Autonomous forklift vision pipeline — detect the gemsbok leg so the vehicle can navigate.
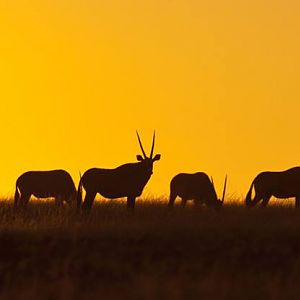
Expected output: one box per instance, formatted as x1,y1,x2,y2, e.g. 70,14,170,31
14,192,20,208
82,191,97,210
127,196,136,209
181,198,187,208
260,196,271,208
251,194,263,207
168,192,177,208
19,193,31,208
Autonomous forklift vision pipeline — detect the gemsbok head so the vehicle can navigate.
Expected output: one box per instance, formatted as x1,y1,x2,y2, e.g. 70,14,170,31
168,172,227,209
77,131,161,210
245,166,300,208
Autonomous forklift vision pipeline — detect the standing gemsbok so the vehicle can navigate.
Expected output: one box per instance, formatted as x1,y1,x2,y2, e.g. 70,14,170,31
14,170,77,208
168,172,227,209
77,132,161,210
245,167,300,208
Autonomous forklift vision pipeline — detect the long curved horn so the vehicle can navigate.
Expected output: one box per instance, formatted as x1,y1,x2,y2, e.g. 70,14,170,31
150,131,155,159
221,175,227,203
136,131,147,158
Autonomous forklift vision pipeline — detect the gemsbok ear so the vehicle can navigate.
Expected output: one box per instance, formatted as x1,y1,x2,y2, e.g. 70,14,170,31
137,155,144,161
152,154,161,161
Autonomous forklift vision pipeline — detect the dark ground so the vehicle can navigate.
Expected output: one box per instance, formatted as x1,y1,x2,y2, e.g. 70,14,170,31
0,199,299,299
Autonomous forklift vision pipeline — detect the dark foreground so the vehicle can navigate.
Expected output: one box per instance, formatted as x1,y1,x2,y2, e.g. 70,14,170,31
0,199,300,300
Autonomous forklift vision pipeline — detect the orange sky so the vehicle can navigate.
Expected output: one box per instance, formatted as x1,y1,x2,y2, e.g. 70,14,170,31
1,0,300,199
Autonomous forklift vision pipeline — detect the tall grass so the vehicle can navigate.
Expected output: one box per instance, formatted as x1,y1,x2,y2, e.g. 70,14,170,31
0,198,299,299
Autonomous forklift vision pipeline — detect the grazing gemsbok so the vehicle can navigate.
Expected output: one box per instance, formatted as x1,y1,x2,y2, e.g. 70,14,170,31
77,132,161,210
245,167,300,208
168,172,227,209
14,170,77,208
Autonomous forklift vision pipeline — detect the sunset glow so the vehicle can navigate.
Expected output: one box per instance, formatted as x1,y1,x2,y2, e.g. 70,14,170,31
1,0,300,198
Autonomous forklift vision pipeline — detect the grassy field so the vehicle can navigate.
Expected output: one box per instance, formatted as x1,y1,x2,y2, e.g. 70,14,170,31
0,198,299,299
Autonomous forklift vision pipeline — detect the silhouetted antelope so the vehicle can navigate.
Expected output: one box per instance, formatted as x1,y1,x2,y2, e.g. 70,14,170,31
245,167,300,208
168,172,227,209
14,170,77,208
77,132,161,210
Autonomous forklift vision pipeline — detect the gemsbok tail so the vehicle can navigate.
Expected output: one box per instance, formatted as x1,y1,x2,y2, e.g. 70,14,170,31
14,183,20,208
77,174,83,210
245,181,255,206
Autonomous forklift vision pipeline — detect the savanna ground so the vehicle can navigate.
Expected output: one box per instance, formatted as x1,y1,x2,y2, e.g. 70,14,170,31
0,197,300,300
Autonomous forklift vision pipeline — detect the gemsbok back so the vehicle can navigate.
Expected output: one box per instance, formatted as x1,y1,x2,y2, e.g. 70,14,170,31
245,166,300,208
77,131,161,210
168,172,227,209
14,169,77,208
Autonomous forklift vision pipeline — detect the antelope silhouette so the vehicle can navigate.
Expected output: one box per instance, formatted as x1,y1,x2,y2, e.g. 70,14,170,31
168,172,227,209
245,167,300,208
77,132,161,210
14,170,77,208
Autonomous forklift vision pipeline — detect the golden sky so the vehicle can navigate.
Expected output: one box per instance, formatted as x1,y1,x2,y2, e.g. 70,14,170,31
1,0,300,198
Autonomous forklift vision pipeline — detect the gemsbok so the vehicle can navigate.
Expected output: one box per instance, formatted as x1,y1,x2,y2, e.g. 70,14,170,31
77,131,161,210
168,172,227,209
14,170,77,208
245,166,300,208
